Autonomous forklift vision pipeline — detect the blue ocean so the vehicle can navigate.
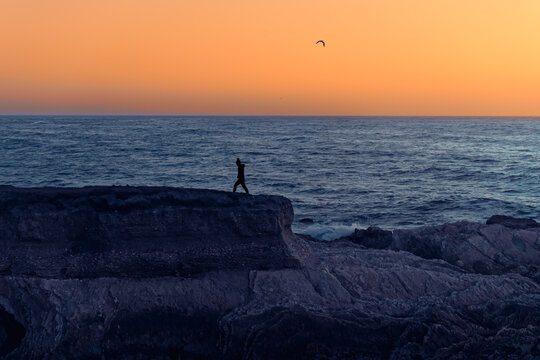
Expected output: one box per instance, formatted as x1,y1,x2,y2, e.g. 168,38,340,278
1,116,539,239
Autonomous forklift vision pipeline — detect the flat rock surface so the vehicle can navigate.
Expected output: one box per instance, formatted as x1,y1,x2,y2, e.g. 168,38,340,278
1,187,540,359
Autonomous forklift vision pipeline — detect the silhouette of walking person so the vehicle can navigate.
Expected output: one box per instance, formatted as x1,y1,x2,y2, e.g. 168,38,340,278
233,158,249,194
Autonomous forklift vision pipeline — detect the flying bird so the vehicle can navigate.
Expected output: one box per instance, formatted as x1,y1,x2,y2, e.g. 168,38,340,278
316,40,325,47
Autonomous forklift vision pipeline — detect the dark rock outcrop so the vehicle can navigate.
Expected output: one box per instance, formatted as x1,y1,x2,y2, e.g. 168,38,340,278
0,308,25,358
0,186,301,278
486,214,539,229
390,221,540,282
337,226,393,249
1,186,540,359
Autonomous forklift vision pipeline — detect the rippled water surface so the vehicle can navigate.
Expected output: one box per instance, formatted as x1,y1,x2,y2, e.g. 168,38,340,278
1,116,539,238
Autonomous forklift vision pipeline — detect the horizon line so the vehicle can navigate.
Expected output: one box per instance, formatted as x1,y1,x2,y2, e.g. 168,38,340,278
2,112,540,118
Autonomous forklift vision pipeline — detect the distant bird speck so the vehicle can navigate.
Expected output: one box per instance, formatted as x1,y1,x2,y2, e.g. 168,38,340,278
316,40,325,47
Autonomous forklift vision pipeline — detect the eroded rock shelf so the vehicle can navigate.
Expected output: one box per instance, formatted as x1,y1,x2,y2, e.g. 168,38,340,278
1,186,539,359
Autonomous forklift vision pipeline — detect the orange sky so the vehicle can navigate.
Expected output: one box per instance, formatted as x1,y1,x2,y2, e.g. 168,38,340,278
1,0,540,115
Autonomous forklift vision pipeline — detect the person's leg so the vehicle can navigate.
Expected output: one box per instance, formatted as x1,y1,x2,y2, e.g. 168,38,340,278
241,181,249,194
233,179,241,192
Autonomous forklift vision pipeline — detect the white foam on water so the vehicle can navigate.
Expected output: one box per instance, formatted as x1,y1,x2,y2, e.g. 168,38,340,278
297,223,362,241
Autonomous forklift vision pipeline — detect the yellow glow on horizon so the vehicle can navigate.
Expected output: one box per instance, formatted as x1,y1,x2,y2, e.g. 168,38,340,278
1,0,540,115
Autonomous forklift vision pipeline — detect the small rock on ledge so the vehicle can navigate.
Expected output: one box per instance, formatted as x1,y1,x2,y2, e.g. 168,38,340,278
486,214,539,229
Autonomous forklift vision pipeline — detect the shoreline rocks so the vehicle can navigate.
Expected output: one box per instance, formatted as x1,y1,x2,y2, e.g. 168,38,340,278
336,226,393,249
1,187,539,359
0,186,301,279
486,214,540,229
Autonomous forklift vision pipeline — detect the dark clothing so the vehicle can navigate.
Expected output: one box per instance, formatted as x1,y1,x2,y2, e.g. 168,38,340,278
234,162,248,193
237,164,245,179
233,179,248,193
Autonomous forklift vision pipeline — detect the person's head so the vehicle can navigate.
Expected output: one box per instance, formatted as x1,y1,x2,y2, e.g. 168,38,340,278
236,158,241,165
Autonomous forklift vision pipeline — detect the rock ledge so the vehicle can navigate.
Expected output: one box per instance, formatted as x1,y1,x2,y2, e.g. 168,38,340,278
1,187,539,359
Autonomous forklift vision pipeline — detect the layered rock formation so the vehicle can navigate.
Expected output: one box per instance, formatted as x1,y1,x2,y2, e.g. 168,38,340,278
1,186,540,359
0,186,300,279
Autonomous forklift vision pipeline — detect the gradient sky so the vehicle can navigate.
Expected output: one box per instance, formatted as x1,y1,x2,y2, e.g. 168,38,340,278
1,0,540,115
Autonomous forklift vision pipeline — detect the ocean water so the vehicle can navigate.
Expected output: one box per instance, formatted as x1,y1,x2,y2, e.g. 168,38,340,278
1,116,539,239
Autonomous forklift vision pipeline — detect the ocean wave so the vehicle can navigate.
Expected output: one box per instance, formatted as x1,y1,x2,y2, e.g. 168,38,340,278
295,223,362,241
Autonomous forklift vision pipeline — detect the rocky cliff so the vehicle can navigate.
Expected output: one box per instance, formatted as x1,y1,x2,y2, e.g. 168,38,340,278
1,186,540,359
0,186,301,279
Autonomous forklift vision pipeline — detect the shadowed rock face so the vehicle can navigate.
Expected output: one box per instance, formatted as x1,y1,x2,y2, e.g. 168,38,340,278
0,309,25,358
0,186,300,278
1,187,540,359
